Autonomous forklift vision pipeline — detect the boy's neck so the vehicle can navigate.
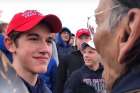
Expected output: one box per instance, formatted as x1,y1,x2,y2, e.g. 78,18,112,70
12,62,38,86
89,62,100,71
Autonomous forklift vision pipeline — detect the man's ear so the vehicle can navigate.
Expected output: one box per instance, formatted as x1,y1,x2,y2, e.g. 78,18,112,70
4,36,16,53
118,9,140,63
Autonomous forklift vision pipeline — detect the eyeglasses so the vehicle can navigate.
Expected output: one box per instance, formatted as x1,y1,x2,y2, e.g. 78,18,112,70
87,5,120,35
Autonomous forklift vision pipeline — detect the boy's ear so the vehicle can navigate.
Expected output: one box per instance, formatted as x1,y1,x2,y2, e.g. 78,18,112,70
4,36,16,53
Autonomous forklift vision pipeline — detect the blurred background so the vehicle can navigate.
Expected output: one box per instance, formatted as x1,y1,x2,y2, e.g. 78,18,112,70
0,0,99,34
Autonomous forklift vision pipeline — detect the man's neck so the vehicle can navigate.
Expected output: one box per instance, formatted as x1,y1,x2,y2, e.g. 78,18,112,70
103,64,125,92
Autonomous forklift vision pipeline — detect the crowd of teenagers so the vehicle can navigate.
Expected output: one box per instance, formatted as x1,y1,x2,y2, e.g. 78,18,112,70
0,0,140,93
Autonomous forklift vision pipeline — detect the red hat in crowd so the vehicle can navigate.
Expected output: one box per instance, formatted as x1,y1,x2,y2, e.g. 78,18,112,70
76,28,90,38
6,10,62,35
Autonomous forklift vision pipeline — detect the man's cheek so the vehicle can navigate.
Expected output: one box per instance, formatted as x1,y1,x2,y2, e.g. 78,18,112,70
94,31,113,55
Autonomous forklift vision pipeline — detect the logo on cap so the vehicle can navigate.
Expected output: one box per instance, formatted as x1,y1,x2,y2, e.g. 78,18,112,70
21,10,42,18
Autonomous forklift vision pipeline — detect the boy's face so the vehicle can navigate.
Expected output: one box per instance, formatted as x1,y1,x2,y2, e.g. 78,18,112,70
69,36,75,45
7,24,53,74
76,35,91,50
82,47,98,67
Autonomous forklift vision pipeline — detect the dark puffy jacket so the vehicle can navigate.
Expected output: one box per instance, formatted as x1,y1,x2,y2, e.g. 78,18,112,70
64,65,105,93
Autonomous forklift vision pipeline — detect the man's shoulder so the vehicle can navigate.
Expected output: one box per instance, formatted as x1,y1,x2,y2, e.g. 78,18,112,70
112,65,140,93
125,89,140,93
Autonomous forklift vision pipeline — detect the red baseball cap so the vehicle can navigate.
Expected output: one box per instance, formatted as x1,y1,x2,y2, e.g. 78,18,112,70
6,10,62,35
76,28,90,38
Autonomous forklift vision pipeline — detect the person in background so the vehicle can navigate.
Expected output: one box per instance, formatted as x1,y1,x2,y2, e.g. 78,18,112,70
69,33,76,51
69,33,75,46
54,28,91,93
64,40,105,93
0,22,13,62
90,0,140,92
0,21,8,33
55,27,74,59
4,10,62,93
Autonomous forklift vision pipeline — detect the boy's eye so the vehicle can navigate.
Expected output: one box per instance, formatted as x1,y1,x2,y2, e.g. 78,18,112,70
29,37,38,40
46,37,53,44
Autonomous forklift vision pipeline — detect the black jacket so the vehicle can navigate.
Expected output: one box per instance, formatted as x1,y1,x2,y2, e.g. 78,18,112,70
64,65,106,93
54,50,84,93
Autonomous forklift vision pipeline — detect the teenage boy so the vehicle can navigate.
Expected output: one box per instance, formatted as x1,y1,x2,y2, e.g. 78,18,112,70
4,10,62,93
64,40,106,93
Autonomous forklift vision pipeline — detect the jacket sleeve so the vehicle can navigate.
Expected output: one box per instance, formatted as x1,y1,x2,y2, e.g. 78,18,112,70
64,70,81,93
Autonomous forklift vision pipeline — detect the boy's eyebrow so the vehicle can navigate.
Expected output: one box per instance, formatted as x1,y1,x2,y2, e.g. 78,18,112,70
26,33,53,41
26,33,39,37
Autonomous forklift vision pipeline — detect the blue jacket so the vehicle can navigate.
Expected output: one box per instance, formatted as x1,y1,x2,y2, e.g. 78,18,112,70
40,57,57,91
0,34,12,62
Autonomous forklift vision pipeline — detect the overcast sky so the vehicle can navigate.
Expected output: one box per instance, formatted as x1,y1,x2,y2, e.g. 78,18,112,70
0,0,99,34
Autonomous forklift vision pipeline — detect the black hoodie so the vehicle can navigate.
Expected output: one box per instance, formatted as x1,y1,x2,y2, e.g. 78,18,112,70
64,65,106,93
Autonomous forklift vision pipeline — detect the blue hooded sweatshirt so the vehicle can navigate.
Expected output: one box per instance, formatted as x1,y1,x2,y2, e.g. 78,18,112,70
0,34,12,62
55,32,74,59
